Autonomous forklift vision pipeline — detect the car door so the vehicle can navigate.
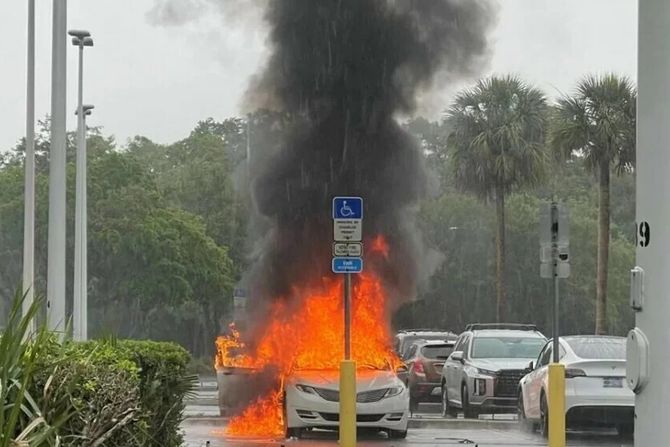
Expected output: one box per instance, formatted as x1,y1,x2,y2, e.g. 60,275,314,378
451,334,470,404
525,343,552,419
445,334,468,404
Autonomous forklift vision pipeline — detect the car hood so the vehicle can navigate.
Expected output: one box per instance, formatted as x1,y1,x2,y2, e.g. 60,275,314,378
470,358,533,371
287,369,402,391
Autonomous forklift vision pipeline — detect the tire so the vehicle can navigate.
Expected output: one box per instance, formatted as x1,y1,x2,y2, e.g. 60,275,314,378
616,423,634,438
517,391,536,433
388,429,408,439
441,385,457,418
286,428,303,439
462,384,478,419
539,393,549,438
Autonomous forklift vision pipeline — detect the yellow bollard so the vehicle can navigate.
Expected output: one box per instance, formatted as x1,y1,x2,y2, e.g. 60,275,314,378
339,360,357,447
548,363,566,447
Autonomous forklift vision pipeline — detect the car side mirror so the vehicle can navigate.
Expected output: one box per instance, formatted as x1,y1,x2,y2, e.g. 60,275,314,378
451,351,464,364
527,361,534,371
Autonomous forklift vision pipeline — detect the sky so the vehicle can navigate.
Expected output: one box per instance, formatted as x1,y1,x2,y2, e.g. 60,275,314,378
0,0,637,152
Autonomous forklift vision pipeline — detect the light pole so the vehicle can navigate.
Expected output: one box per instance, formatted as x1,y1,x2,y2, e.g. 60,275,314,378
47,0,67,333
73,103,93,341
70,29,93,341
22,0,36,331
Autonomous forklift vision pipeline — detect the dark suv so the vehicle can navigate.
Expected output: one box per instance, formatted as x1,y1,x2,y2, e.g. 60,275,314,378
405,340,455,413
394,330,458,361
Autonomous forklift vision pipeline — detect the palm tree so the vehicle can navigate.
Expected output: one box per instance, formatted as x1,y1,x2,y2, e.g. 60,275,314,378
550,74,636,334
447,76,548,322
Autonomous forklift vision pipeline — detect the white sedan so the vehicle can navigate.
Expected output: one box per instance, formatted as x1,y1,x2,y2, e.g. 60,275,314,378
284,367,409,439
518,336,634,436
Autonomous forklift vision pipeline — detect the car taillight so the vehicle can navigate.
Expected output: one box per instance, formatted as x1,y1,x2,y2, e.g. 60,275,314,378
565,368,587,378
414,361,425,374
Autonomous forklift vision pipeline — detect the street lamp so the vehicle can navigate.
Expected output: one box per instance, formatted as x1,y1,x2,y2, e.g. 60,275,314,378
70,29,93,341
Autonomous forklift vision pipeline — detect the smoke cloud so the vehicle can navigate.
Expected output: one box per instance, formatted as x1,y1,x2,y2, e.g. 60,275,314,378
146,0,267,27
245,0,497,312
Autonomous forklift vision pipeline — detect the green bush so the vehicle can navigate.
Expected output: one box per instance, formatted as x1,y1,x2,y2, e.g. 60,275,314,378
116,340,195,447
32,339,194,447
0,292,68,447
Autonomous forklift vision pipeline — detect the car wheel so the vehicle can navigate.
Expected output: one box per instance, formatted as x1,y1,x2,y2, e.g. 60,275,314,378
461,384,478,419
616,423,634,438
539,393,549,438
388,429,408,439
286,427,302,439
517,391,535,433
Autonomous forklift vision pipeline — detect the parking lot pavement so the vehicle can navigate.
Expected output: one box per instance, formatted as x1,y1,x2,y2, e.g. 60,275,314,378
183,386,632,447
182,422,633,447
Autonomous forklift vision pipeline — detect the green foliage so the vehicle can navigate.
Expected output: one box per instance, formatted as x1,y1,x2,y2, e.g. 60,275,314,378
0,126,236,357
0,291,69,447
447,75,549,198
32,339,194,447
550,74,636,174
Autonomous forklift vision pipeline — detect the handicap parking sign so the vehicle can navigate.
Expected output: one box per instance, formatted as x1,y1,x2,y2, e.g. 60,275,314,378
333,197,363,220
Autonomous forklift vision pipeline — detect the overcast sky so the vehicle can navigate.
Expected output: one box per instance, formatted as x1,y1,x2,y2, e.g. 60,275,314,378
0,0,637,152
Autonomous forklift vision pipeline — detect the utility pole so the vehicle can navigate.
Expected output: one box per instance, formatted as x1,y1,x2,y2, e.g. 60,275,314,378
628,1,670,445
22,0,36,331
47,0,67,333
70,30,94,341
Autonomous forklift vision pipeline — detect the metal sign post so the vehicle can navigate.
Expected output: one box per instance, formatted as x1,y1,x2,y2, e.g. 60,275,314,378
540,202,569,447
332,196,363,447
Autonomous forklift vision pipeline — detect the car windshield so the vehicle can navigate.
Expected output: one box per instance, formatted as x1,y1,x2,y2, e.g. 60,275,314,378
565,337,626,360
421,345,454,359
471,336,546,359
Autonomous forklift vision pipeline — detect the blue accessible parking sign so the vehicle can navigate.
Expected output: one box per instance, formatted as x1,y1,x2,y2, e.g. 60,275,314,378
333,197,363,220
332,257,363,274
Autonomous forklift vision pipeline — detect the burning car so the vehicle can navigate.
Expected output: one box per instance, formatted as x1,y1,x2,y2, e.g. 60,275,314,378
284,366,409,439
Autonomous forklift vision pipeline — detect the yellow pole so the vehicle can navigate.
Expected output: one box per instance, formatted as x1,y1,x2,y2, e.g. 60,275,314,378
548,363,566,447
339,360,357,447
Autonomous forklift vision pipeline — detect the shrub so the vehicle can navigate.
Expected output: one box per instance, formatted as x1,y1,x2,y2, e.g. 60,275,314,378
116,340,195,447
0,291,69,447
38,339,195,447
34,342,144,447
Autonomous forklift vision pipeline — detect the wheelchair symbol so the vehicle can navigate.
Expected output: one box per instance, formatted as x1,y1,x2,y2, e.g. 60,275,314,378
340,201,354,217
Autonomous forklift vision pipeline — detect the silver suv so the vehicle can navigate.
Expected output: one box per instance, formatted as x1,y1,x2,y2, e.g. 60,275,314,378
440,324,546,418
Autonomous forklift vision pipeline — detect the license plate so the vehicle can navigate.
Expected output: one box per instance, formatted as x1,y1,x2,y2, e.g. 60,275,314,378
603,377,623,388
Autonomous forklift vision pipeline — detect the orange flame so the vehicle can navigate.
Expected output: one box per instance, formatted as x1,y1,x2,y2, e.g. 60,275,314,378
216,237,399,437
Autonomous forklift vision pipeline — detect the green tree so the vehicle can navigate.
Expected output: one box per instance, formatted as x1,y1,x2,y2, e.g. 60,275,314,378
447,76,549,322
550,74,636,334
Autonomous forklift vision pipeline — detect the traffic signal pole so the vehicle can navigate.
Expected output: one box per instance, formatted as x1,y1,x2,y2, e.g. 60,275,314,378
631,2,670,445
548,203,565,447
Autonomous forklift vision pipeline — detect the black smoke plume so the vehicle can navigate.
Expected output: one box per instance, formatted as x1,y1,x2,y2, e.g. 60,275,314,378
246,0,496,311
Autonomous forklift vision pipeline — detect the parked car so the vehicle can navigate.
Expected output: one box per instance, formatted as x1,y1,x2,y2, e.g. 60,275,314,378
405,340,455,413
284,365,409,439
441,324,547,418
517,335,634,437
394,330,458,361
